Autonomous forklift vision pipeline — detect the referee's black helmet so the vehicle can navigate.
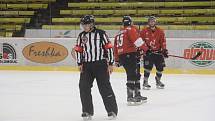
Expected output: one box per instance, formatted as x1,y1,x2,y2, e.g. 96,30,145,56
80,15,95,25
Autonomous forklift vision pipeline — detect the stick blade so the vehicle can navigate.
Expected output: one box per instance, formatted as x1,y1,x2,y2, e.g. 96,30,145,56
191,52,202,60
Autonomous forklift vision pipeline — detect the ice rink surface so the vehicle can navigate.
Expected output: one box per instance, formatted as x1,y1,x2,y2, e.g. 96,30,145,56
0,71,215,121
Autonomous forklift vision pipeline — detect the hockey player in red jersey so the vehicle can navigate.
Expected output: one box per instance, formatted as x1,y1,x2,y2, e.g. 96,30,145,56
140,16,168,90
114,16,147,105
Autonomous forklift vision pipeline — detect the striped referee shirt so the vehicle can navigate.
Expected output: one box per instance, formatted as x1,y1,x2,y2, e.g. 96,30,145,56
75,27,114,66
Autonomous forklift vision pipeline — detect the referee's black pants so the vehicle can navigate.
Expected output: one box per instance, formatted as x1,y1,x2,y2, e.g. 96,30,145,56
79,60,118,116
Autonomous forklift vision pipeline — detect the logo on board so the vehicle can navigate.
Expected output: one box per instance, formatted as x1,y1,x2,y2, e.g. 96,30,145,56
0,43,18,64
22,41,68,64
184,41,215,67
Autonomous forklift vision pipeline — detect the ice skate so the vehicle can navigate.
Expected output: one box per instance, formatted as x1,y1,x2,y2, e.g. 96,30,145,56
142,80,151,90
126,87,135,106
82,112,92,121
107,112,117,120
127,97,143,106
156,77,165,89
135,88,147,103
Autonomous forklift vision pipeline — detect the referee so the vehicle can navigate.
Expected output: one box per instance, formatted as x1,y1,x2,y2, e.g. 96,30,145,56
74,15,118,120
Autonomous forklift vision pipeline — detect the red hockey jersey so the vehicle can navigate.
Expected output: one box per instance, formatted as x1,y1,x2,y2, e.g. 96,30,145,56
114,25,147,62
140,27,166,51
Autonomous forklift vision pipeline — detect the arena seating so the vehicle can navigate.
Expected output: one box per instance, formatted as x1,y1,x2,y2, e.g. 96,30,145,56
67,2,214,9
0,11,35,16
0,0,55,37
51,17,215,24
0,0,215,37
0,0,56,3
0,31,13,37
42,0,215,31
42,24,215,30
59,9,215,16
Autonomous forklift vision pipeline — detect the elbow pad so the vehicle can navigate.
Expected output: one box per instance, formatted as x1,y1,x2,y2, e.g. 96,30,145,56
104,42,113,49
74,45,83,53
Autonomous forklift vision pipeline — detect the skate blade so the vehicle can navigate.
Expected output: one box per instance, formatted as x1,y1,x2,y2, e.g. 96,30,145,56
127,101,146,106
143,87,150,90
156,86,164,89
143,88,150,90
141,99,147,104
107,115,117,120
83,116,92,121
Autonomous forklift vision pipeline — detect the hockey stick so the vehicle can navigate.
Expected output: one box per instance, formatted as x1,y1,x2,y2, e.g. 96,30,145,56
168,51,202,60
137,23,202,60
139,51,202,60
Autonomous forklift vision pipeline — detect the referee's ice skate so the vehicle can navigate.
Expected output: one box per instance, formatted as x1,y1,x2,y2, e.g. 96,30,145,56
107,112,117,120
81,112,92,121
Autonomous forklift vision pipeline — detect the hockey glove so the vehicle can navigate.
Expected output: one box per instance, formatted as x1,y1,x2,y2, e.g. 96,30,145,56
162,49,169,58
145,49,152,57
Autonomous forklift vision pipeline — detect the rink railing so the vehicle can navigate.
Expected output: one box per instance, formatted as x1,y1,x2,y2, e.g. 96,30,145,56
0,37,214,74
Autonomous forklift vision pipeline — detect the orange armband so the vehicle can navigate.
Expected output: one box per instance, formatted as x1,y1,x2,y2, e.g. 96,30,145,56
74,45,83,53
104,42,113,49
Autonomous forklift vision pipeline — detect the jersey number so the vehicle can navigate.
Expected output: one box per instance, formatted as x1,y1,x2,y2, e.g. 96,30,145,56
117,34,124,47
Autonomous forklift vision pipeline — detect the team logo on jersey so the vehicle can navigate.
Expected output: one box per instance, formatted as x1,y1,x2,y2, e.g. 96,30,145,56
0,43,18,63
81,36,88,44
184,41,215,67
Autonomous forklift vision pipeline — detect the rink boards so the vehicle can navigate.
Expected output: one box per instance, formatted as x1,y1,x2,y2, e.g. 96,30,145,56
0,37,214,74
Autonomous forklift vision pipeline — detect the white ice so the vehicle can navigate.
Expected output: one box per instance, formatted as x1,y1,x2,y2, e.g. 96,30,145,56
0,71,215,121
